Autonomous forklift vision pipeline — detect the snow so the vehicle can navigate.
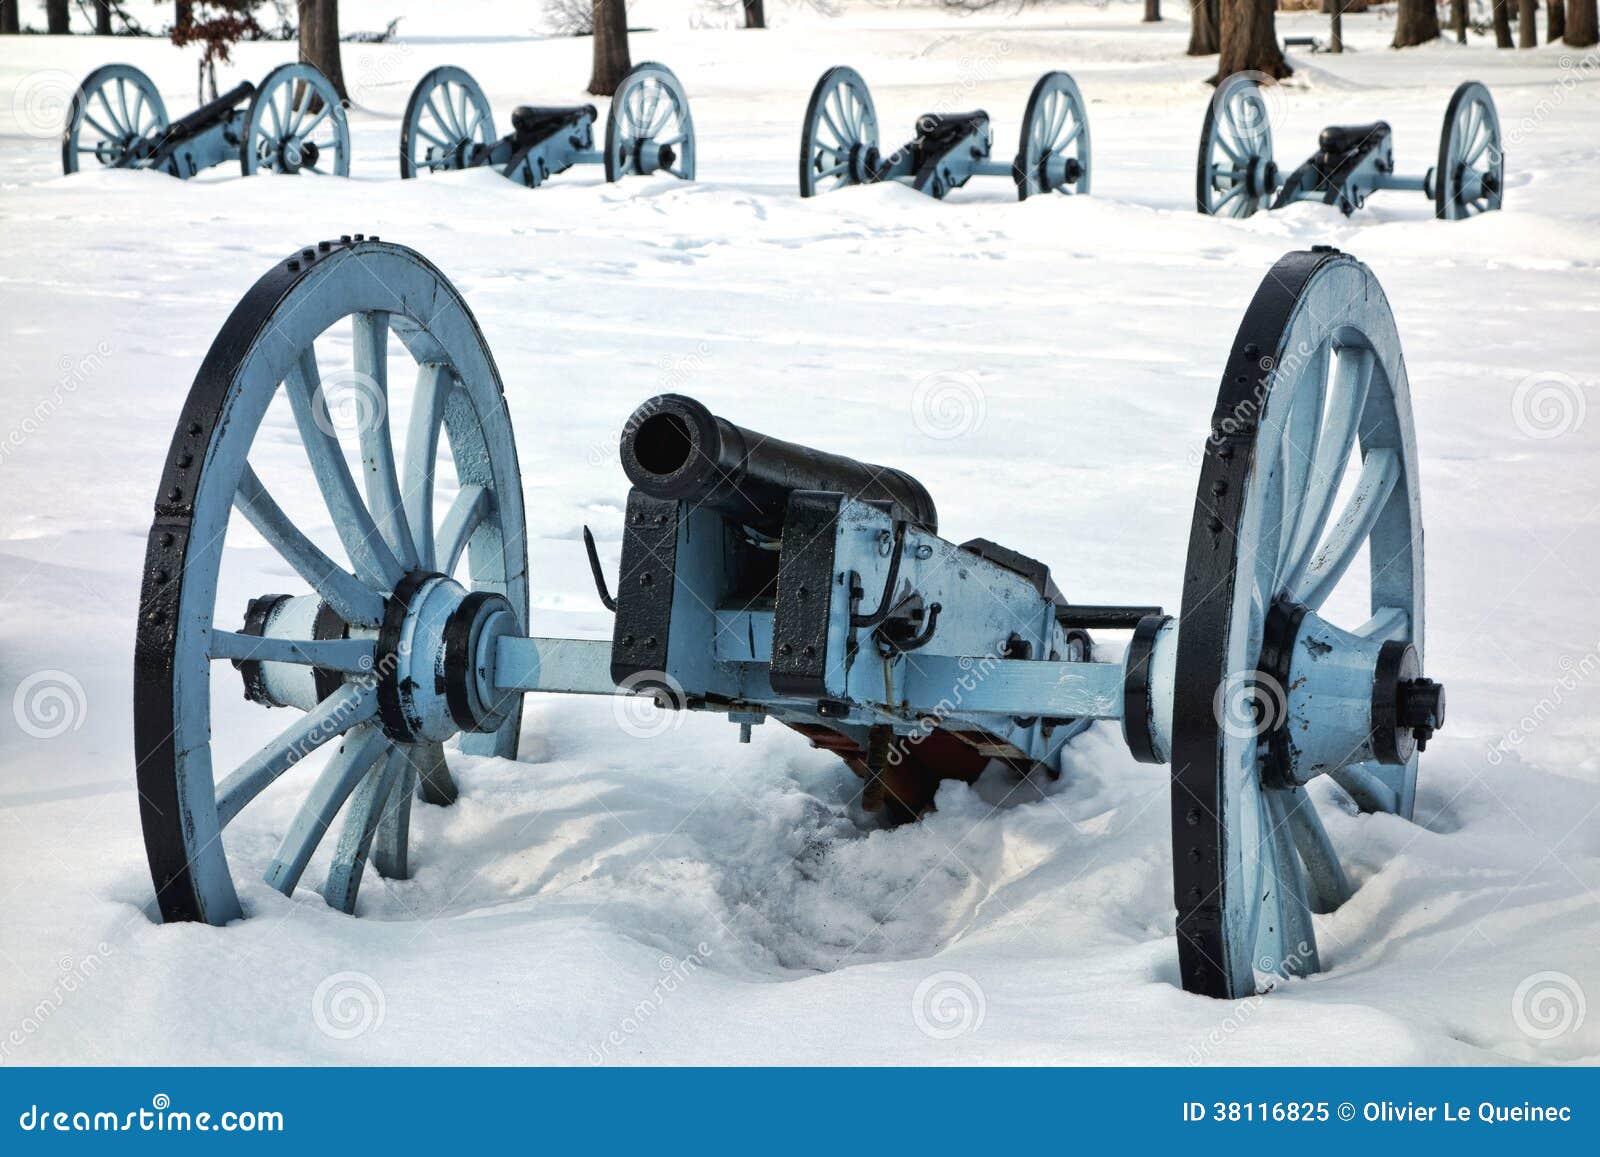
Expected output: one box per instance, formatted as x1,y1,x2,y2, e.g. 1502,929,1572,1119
1,2,1598,1065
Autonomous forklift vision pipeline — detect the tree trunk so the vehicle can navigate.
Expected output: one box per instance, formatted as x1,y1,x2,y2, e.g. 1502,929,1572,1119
1451,0,1468,40
1393,0,1441,44
589,0,631,95
1519,0,1538,43
1331,0,1344,51
46,0,69,32
298,0,348,101
0,1,18,34
1216,0,1289,80
1549,0,1565,37
94,1,112,33
1493,0,1515,44
1188,0,1220,54
742,0,764,28
1565,0,1597,42
1145,0,1161,20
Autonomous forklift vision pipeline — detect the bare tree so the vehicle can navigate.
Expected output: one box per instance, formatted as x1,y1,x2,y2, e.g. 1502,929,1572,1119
46,0,69,31
743,0,764,27
1451,0,1468,41
298,0,347,99
1493,0,1514,44
1393,0,1440,44
1188,0,1219,54
1549,0,1565,37
1518,0,1538,42
1566,0,1597,42
589,0,631,95
0,1,18,33
1145,0,1160,20
1216,0,1288,80
1330,0,1344,52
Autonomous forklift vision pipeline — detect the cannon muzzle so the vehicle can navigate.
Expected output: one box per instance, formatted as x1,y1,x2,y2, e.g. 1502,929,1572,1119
619,394,937,536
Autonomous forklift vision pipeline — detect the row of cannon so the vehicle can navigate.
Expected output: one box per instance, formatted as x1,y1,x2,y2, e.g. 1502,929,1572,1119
62,60,1503,220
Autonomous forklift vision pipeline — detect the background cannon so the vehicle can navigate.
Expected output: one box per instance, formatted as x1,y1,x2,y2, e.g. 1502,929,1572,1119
1198,75,1502,220
134,238,1445,1001
61,62,349,179
799,66,1091,201
399,62,695,188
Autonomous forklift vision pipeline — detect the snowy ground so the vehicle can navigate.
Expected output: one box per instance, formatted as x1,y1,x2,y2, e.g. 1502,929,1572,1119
1,2,1598,1065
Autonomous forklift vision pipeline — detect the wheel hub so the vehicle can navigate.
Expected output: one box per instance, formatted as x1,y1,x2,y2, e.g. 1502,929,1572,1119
1258,601,1445,787
237,574,517,745
374,572,518,744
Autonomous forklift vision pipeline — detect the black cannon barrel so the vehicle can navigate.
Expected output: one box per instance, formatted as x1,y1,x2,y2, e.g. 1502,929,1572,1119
619,394,938,536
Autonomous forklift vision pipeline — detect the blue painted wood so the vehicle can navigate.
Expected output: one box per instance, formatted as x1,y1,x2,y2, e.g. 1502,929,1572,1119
61,64,167,174
213,682,378,828
208,629,375,672
605,62,696,182
1197,74,1275,218
400,66,495,179
1016,71,1092,199
233,465,385,627
241,63,350,176
402,364,451,570
264,724,389,897
324,746,407,913
351,311,419,570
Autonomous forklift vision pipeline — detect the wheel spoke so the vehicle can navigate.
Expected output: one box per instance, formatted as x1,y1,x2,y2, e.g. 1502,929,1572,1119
208,630,375,672
403,364,451,570
436,484,489,577
263,725,390,898
372,756,417,879
1275,342,1330,586
283,348,406,592
214,682,378,828
1280,347,1373,593
351,312,418,569
323,745,406,913
1261,788,1318,974
1291,448,1401,610
1281,787,1353,913
234,465,385,627
1354,605,1409,640
1330,762,1398,814
410,740,457,806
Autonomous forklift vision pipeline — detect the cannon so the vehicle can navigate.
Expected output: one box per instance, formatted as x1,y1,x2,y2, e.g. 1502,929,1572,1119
62,63,349,178
1198,74,1502,220
134,237,1445,1000
398,63,695,188
799,67,1091,201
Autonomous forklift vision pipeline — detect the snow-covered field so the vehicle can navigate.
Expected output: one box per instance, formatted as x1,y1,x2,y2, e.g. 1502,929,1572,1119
1,2,1598,1065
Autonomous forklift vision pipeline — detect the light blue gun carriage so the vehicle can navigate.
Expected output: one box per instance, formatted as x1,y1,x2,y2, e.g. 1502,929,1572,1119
800,66,1091,201
135,238,1445,1000
398,62,695,188
61,62,349,178
1198,74,1502,220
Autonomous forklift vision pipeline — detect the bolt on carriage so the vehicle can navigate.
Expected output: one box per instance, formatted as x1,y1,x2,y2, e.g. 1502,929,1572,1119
800,67,1091,201
135,237,1444,1000
62,62,350,178
1198,74,1502,220
399,62,695,188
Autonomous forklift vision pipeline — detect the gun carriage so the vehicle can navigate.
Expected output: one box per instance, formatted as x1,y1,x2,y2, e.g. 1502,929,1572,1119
800,67,1091,201
399,63,695,188
135,237,1445,1000
62,63,349,178
1198,74,1502,220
